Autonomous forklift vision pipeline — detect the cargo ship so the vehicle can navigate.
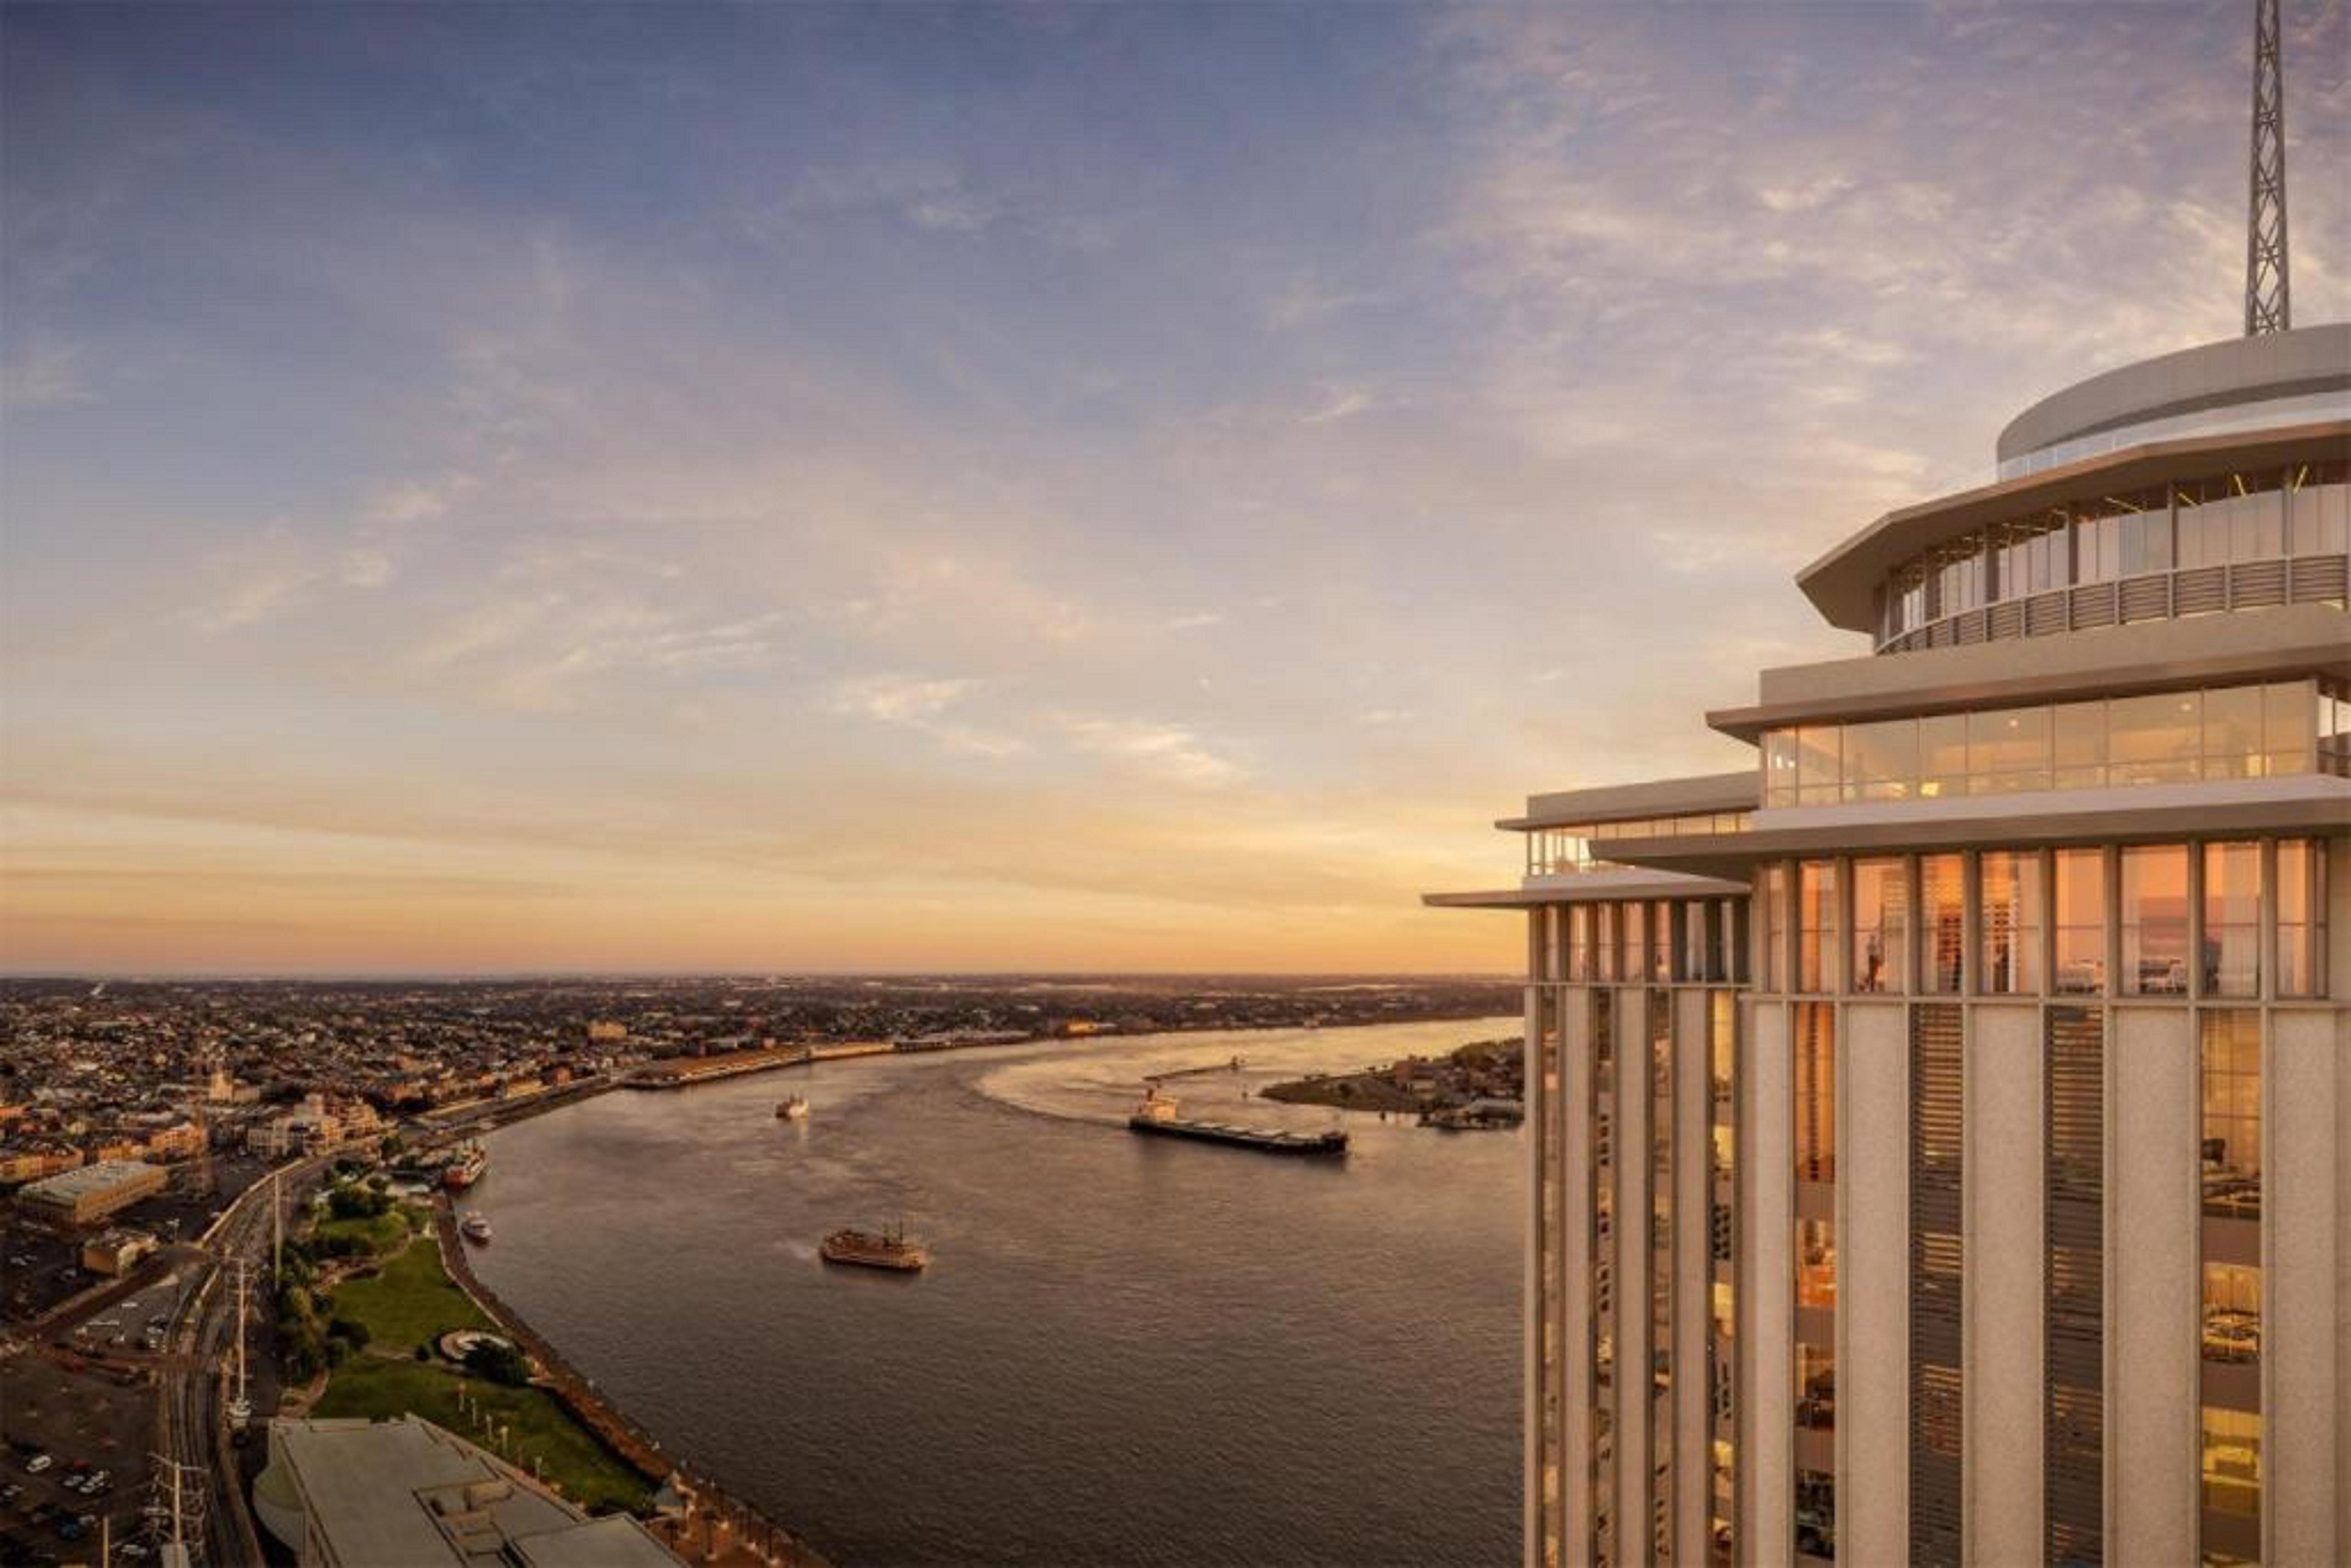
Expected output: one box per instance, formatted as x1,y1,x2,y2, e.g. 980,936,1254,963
821,1224,927,1271
441,1141,487,1191
1128,1088,1347,1157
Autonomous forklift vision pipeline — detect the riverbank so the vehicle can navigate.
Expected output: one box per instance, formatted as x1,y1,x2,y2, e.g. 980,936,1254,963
1259,1035,1521,1115
460,1017,1523,1566
427,1197,830,1566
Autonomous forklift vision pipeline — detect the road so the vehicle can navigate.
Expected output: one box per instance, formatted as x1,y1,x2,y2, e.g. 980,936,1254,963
155,1154,328,1566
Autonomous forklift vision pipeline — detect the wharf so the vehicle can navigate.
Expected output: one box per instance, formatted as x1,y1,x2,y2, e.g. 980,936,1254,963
623,1043,887,1090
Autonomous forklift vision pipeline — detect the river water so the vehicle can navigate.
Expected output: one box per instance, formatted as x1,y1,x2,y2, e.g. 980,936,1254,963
467,1019,1523,1567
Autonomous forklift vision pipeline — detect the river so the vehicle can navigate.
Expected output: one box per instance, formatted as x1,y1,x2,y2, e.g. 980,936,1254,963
466,1018,1523,1566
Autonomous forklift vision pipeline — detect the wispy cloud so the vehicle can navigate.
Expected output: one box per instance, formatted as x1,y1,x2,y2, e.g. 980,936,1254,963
1056,716,1242,787
0,340,96,408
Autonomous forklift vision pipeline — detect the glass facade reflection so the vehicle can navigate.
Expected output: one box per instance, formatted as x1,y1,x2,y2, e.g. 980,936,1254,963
1850,859,1907,994
1753,841,2325,1001
2122,846,2191,996
1760,681,2339,807
1979,851,2042,994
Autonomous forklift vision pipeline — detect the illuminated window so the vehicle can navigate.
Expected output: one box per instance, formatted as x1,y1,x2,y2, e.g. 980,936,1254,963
2201,843,2261,996
2109,692,2203,785
2121,846,2190,996
2053,849,2107,995
1850,859,1907,994
1794,1005,1835,1185
2200,1012,2261,1221
2200,1264,2261,1364
1760,681,2332,801
2275,839,2327,997
2200,1407,2261,1518
1920,854,1965,994
1979,851,2042,994
1797,861,1837,993
1795,1342,1836,1428
1760,865,1789,993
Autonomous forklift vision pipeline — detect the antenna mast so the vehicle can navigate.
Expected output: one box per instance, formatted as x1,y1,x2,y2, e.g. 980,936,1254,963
2244,0,2289,334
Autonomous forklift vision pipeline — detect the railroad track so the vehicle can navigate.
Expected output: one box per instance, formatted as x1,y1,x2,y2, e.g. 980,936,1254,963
154,1155,327,1565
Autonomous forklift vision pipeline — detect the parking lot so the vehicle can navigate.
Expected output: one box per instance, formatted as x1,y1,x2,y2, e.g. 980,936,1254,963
3,1157,273,1328
0,1352,158,1563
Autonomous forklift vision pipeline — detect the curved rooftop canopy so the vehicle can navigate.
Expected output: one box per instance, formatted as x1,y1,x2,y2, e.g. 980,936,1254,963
1997,323,2349,468
1796,323,2351,635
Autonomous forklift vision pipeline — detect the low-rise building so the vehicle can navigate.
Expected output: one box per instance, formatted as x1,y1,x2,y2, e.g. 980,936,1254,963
15,1160,168,1227
253,1415,680,1568
81,1227,160,1277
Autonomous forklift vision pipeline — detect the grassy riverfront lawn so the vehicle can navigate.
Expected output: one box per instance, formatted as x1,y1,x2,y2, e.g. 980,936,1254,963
313,1230,653,1515
313,1205,417,1256
327,1228,495,1347
311,1358,653,1514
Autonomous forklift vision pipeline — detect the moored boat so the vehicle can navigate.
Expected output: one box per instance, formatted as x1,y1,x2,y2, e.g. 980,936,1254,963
442,1140,488,1191
460,1211,492,1243
821,1223,927,1271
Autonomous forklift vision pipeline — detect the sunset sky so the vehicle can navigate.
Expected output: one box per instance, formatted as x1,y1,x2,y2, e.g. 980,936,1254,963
3,2,2345,975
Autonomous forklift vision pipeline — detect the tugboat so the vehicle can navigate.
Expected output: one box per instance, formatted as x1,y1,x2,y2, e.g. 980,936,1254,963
460,1211,493,1244
820,1223,927,1272
775,1095,810,1121
1128,1087,1347,1157
442,1141,488,1191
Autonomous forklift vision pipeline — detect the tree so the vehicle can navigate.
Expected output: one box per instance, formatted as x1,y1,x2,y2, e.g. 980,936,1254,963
463,1339,531,1387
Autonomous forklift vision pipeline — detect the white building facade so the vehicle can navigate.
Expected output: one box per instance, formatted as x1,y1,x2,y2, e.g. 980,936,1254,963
1433,323,2351,1568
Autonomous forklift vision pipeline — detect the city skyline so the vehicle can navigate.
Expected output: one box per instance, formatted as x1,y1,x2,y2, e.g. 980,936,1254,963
7,2,2349,975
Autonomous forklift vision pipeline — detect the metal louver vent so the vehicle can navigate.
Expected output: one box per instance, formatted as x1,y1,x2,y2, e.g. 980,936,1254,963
2068,582,2117,629
2045,1007,2104,1568
2288,553,2348,604
2026,592,2068,637
2118,575,2169,622
2174,566,2227,617
2228,559,2288,608
1909,1005,1963,1568
1987,601,2025,640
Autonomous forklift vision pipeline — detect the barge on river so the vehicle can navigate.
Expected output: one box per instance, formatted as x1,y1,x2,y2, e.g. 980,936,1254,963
1128,1087,1347,1157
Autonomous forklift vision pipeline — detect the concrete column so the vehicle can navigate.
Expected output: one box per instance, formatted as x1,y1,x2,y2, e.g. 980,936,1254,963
2109,1006,2198,1567
2266,1006,2340,1566
1615,989,1651,1563
1675,987,1712,1562
1963,1003,2043,1568
1524,980,1546,1568
1744,999,1794,1568
1560,986,1592,1565
1839,1000,1908,1568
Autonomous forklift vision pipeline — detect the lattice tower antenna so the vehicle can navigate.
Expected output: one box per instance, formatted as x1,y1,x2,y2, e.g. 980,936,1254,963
2244,0,2289,333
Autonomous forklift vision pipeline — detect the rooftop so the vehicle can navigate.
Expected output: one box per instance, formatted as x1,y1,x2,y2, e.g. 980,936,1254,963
19,1160,163,1201
261,1416,677,1568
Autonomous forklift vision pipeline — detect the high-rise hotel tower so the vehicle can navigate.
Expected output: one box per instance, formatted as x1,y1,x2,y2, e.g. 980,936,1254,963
1432,315,2351,1568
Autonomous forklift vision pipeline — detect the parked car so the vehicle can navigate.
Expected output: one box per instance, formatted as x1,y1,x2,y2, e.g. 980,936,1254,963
21,1458,50,1476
